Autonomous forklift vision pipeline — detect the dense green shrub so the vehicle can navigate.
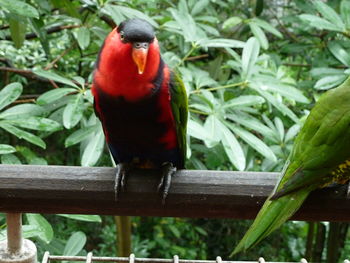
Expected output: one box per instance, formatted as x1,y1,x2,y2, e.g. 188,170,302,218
0,0,349,262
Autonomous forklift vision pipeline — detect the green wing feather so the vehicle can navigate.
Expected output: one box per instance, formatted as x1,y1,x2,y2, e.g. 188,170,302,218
170,71,188,168
232,76,350,255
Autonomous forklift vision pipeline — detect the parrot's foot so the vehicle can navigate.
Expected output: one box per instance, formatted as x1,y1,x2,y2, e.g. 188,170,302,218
157,162,176,204
114,163,129,201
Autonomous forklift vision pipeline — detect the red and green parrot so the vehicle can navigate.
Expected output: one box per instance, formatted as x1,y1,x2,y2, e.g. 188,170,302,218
92,19,187,202
233,77,350,254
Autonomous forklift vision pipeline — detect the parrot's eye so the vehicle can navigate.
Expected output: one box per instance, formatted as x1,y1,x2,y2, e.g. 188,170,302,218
134,42,149,49
120,31,125,41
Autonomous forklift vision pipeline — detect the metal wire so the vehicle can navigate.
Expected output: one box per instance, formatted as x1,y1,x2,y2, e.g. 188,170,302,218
40,252,349,263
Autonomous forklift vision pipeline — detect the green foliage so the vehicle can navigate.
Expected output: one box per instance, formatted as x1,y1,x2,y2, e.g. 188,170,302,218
1,0,350,262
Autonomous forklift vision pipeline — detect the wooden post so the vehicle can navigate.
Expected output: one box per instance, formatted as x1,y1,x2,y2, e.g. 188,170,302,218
0,213,37,263
6,213,23,254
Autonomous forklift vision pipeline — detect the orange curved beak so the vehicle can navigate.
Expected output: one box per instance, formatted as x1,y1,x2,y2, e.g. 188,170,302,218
132,43,149,74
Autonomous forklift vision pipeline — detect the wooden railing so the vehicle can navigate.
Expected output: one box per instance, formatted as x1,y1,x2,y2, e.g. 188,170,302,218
0,164,349,221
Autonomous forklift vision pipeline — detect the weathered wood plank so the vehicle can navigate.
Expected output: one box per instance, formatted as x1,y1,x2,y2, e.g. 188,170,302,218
0,164,349,221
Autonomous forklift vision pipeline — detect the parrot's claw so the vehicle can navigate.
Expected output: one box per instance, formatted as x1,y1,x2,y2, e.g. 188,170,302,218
114,163,129,201
157,162,176,204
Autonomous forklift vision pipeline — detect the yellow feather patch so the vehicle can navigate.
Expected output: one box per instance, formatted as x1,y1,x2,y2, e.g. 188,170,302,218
327,159,350,185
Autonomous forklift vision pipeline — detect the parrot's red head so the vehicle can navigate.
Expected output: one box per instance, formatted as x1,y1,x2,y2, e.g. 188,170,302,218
117,19,155,74
93,19,161,100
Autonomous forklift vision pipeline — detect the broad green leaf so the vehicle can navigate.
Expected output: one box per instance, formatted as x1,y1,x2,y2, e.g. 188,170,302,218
195,226,208,236
242,37,260,79
299,14,344,32
219,121,245,171
314,75,347,90
29,157,47,165
37,88,76,105
91,26,108,42
192,68,217,89
199,22,220,37
63,94,84,129
222,17,242,29
340,0,350,28
63,232,87,256
65,125,98,147
187,119,210,140
227,123,277,162
191,98,211,111
190,157,207,170
223,95,265,109
22,225,40,239
1,153,21,164
249,22,268,49
57,214,102,222
0,123,46,148
118,6,158,27
196,15,218,24
0,0,39,18
29,18,50,57
191,0,209,16
33,69,79,89
203,115,221,148
311,67,345,77
168,225,181,238
328,41,350,67
251,18,283,38
61,0,81,19
274,117,285,142
102,4,123,24
227,113,275,140
5,117,62,132
104,5,158,27
169,8,200,42
0,144,16,155
16,146,45,164
257,81,310,103
76,27,90,50
0,225,39,241
198,89,216,107
285,124,300,143
251,85,299,123
0,82,23,111
198,38,244,48
178,0,189,14
73,76,85,88
81,126,105,166
262,114,276,130
313,0,345,31
26,214,53,243
9,18,26,49
0,104,44,119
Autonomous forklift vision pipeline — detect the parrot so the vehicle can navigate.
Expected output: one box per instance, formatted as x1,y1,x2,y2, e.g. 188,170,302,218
91,18,188,202
232,76,350,255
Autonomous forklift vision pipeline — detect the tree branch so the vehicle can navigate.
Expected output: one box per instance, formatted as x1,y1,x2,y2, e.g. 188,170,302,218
4,25,81,41
283,63,348,69
0,66,59,89
44,44,76,70
185,54,209,61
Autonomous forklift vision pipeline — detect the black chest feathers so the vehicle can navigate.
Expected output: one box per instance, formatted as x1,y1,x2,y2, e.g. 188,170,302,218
95,90,171,156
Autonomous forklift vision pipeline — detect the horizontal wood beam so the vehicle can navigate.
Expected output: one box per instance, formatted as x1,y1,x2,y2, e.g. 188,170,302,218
0,164,349,221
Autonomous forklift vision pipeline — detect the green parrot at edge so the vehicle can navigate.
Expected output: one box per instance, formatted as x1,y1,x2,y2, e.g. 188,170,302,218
232,76,350,255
